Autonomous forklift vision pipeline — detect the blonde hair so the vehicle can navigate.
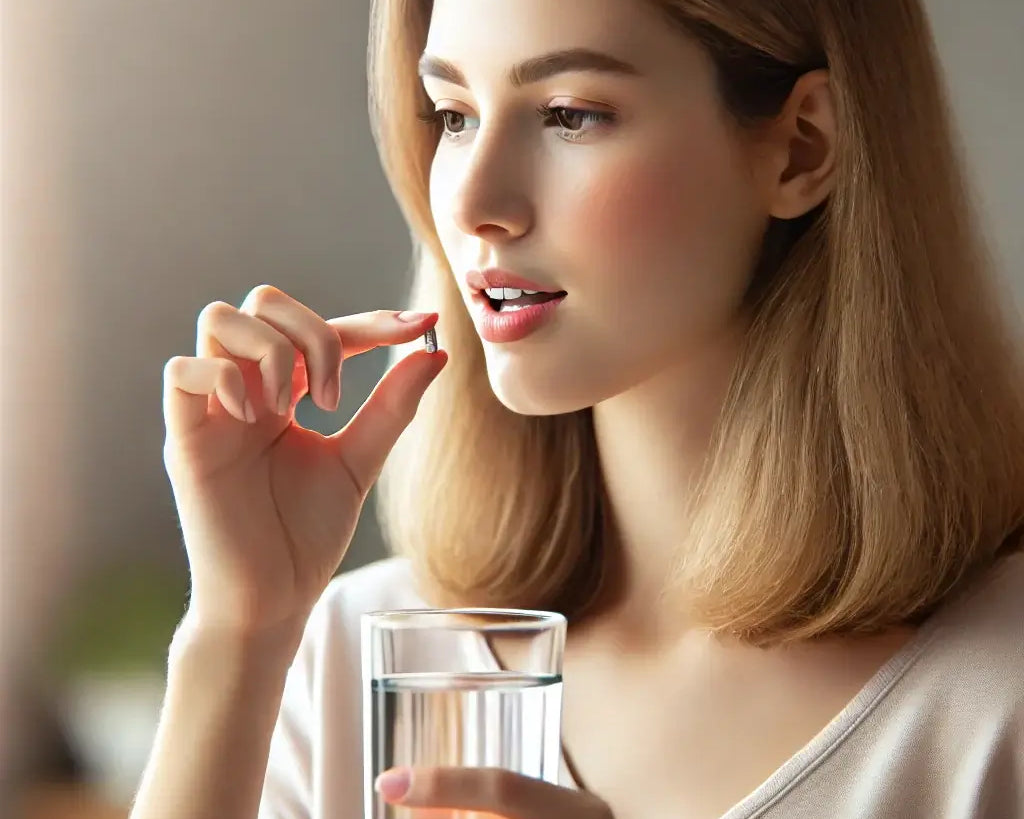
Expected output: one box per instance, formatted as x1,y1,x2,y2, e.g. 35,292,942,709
370,0,1024,645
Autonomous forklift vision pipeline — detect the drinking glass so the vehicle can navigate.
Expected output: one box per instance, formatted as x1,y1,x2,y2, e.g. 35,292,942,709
362,608,567,818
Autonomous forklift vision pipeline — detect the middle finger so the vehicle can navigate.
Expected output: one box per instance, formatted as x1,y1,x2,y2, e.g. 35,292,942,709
240,285,344,411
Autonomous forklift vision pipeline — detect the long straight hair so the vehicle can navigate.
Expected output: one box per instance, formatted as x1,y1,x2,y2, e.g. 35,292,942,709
370,0,1024,645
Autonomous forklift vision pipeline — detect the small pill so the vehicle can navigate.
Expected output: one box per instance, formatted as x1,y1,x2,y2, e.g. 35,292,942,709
423,327,438,353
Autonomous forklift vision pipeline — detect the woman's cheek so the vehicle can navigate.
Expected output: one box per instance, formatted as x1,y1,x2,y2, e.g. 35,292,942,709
565,151,715,267
559,143,758,341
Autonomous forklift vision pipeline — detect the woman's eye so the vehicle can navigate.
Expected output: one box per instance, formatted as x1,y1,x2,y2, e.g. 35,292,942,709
436,110,482,141
416,107,479,141
550,108,589,130
417,104,613,143
538,105,615,140
440,110,468,134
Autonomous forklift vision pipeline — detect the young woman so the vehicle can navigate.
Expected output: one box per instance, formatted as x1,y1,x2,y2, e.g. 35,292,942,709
132,1,1024,817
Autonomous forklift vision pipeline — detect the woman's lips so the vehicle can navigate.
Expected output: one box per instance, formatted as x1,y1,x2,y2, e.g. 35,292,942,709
470,292,566,343
465,269,558,293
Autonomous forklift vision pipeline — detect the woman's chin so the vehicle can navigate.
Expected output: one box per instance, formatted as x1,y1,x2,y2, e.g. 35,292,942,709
485,360,598,417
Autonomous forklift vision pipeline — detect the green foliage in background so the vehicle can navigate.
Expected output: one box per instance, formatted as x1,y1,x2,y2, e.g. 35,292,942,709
47,558,189,678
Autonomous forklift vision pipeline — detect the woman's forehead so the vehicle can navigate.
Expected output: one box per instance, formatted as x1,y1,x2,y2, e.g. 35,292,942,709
424,0,667,59
422,0,703,90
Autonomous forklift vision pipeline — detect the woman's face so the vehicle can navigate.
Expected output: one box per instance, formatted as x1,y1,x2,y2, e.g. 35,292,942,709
423,0,770,415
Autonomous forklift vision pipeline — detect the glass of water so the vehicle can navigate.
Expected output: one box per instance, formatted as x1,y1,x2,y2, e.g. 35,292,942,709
362,608,567,818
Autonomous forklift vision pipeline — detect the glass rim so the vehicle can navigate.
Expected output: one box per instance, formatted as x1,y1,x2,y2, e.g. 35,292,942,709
363,607,566,631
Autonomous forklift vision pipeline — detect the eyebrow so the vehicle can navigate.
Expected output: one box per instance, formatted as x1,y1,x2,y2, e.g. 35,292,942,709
417,47,642,89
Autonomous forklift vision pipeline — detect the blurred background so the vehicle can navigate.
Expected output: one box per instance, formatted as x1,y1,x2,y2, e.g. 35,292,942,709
2,0,1022,816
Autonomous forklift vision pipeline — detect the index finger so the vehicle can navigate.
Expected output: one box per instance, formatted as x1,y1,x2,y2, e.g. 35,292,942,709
328,310,438,358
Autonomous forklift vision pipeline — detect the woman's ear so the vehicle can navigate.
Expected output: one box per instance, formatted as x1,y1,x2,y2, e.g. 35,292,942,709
757,69,837,219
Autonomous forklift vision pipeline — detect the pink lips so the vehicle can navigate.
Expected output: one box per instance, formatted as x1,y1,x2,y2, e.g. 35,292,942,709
472,294,566,342
464,268,562,294
464,267,567,343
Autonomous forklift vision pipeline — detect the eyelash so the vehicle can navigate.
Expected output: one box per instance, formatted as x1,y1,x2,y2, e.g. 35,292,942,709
416,104,615,143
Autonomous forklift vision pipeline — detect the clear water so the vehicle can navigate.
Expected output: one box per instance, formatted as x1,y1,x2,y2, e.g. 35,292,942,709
367,671,563,818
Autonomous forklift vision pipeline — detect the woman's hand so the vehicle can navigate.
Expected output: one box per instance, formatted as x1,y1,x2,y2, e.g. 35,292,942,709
374,767,614,819
162,285,446,633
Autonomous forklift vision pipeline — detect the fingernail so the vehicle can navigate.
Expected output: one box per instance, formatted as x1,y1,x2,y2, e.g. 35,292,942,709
278,383,291,416
396,310,434,323
244,399,256,424
374,768,411,801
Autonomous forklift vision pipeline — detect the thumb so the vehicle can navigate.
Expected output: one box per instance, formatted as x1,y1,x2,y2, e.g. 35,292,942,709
332,348,448,495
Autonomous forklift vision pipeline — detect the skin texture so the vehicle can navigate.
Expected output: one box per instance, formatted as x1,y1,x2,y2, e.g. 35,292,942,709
427,0,768,419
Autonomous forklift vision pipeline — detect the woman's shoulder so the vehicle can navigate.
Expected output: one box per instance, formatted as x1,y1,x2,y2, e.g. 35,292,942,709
929,550,1024,651
767,554,1024,819
906,550,1024,706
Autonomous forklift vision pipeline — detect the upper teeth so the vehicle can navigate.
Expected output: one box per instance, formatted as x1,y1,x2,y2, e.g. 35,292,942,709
484,287,540,300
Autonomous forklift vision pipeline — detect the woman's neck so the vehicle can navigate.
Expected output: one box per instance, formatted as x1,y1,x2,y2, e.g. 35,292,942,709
590,322,747,643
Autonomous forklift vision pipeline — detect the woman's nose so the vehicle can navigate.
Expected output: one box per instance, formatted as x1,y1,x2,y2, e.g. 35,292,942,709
449,132,533,242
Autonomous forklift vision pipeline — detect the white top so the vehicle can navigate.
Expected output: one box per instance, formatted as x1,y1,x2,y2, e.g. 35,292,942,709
260,552,1024,818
